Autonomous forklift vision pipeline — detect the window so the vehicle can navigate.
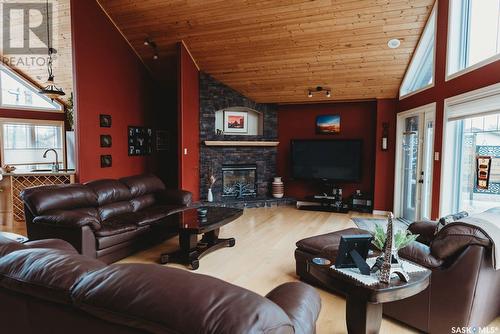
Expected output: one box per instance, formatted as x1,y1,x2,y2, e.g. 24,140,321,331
400,6,437,98
1,119,64,171
441,83,500,216
0,64,62,111
447,0,500,77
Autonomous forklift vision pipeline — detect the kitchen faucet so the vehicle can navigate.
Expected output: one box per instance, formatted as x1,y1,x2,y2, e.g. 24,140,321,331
43,149,59,172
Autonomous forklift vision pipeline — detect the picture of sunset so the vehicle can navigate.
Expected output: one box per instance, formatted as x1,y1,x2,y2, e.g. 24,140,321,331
316,115,340,134
228,115,245,129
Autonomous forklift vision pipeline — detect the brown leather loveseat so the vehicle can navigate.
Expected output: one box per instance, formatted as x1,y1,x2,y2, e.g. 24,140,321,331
21,174,192,263
295,209,500,333
0,235,321,334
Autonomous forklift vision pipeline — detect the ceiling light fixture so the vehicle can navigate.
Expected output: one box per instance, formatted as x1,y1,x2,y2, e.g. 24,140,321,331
40,0,65,100
387,38,401,49
307,86,332,98
144,37,160,60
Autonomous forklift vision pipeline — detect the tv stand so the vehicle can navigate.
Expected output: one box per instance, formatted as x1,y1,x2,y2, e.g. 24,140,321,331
297,195,350,213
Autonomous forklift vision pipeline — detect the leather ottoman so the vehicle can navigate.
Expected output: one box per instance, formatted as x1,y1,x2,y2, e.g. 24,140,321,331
295,227,370,292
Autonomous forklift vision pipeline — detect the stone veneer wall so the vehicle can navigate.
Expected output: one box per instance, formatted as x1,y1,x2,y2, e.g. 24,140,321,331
199,72,278,201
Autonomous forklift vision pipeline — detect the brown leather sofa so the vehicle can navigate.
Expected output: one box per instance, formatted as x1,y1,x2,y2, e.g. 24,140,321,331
295,210,500,333
21,174,192,263
0,235,321,334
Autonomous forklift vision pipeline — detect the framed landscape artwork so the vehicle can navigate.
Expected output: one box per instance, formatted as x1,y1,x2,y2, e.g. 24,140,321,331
224,111,247,133
316,115,341,134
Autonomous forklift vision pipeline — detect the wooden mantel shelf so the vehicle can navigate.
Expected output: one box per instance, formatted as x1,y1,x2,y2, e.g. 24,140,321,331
204,140,279,147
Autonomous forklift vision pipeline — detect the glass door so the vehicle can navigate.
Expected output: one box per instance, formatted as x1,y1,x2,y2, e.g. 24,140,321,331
396,106,435,221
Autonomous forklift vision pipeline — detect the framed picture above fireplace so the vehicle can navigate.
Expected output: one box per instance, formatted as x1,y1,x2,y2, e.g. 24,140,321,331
224,111,248,134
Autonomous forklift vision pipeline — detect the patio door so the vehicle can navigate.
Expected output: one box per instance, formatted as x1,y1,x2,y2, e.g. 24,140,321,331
395,104,435,221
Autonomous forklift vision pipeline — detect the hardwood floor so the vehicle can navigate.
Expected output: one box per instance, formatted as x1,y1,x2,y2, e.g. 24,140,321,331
120,206,419,334
4,206,499,333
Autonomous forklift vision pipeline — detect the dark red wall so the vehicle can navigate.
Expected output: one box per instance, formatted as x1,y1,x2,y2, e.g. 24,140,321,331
277,102,377,200
373,99,398,212
71,0,157,183
177,43,200,200
397,0,500,218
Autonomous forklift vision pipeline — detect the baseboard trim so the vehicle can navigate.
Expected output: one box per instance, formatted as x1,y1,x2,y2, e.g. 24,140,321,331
372,210,391,216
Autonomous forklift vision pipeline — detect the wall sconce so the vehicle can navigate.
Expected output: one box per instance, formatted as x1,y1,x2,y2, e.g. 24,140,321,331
307,86,332,98
381,122,389,151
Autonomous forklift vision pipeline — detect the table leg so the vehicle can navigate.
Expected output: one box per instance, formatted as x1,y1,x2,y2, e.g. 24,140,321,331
160,231,200,270
346,295,382,334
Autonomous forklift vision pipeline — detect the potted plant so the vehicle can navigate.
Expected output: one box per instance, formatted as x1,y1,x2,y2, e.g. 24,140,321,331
372,224,419,261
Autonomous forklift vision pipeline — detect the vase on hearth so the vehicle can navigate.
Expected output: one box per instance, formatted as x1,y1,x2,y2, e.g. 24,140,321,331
207,188,214,202
272,177,284,198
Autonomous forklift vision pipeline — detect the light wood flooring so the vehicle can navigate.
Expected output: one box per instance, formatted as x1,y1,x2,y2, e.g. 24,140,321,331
4,206,500,333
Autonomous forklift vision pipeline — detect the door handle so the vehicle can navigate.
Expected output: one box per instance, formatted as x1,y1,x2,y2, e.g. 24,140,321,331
418,179,424,184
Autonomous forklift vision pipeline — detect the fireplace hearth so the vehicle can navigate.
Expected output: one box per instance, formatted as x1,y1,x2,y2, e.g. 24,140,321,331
222,164,257,198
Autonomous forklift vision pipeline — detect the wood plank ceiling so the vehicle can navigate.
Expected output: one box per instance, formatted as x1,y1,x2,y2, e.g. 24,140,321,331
0,0,73,102
98,0,435,103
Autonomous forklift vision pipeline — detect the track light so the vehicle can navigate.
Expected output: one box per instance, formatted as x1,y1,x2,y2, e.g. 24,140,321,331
144,37,159,60
307,86,332,98
153,53,159,60
308,90,313,98
326,90,331,98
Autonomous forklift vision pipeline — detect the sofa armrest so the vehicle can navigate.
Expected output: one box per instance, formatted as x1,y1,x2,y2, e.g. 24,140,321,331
266,282,321,334
32,211,101,230
408,220,438,245
156,189,192,206
399,241,444,269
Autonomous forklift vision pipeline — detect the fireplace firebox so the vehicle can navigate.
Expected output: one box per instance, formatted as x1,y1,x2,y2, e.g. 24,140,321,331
222,164,257,198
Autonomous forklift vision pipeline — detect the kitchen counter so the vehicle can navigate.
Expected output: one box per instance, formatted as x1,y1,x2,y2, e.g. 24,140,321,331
0,172,76,222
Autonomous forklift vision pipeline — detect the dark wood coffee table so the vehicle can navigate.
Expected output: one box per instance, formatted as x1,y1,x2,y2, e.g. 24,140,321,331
160,207,243,270
308,258,431,334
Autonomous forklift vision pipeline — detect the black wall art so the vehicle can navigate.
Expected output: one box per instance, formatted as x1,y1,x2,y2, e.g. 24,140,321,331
128,126,153,156
100,135,112,148
100,114,112,128
100,155,112,168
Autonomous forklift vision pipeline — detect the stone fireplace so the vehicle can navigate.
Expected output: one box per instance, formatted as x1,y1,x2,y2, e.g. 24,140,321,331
222,164,257,198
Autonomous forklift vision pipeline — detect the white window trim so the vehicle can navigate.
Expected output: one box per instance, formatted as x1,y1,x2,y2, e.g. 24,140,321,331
445,0,500,81
399,3,438,100
0,63,64,112
394,102,436,219
440,82,500,216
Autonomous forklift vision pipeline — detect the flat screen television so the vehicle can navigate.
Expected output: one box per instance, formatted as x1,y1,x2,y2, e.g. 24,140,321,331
291,139,362,181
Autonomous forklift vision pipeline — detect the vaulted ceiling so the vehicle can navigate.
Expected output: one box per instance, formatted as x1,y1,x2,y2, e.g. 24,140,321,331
98,0,435,103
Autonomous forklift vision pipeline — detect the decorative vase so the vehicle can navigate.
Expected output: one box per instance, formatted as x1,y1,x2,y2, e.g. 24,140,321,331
207,188,214,202
272,177,284,198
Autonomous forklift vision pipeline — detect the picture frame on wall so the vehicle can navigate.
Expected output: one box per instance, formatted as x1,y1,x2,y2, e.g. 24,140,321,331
128,126,153,156
316,114,341,134
100,155,112,168
156,130,169,151
100,135,112,148
99,114,112,128
223,111,248,133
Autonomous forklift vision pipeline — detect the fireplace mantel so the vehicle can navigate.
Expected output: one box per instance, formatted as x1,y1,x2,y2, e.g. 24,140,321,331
204,140,279,147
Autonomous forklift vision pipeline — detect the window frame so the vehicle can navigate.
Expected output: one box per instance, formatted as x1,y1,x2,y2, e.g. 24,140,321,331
446,0,500,81
0,63,64,112
0,117,66,169
399,3,438,100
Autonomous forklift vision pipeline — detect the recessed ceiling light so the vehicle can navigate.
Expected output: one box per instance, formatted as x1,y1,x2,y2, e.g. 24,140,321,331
387,39,401,49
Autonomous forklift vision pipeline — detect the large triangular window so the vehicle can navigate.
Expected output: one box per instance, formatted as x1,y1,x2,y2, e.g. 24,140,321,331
0,64,62,111
400,5,437,98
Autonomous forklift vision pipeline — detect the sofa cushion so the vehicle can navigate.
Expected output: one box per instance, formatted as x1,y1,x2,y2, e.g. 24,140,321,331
120,174,165,197
296,228,370,256
129,193,156,212
71,264,293,334
24,239,78,254
0,235,27,257
20,184,98,216
0,249,105,304
431,222,491,260
85,179,132,206
96,226,149,250
97,201,133,221
95,218,138,237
